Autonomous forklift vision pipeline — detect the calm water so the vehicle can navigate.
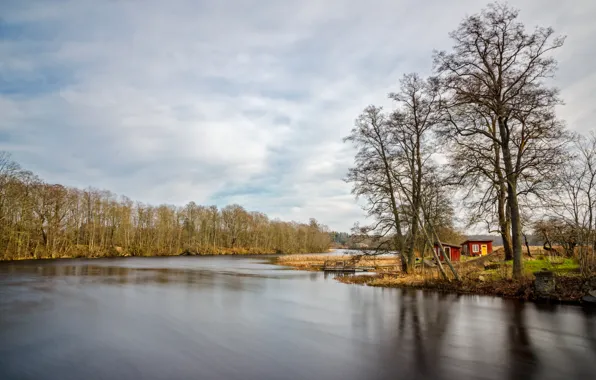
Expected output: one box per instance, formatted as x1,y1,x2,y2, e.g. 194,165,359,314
1,256,595,380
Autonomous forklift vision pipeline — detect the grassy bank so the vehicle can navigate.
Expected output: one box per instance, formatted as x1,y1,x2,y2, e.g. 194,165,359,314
275,252,595,303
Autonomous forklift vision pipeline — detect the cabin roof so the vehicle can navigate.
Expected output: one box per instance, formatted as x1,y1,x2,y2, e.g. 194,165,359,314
433,242,461,248
462,239,493,244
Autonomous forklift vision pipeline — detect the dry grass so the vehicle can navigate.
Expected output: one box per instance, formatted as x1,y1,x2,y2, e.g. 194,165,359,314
276,254,401,271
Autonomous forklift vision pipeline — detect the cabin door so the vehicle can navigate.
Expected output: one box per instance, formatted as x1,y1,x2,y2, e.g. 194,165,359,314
481,244,487,255
444,247,451,260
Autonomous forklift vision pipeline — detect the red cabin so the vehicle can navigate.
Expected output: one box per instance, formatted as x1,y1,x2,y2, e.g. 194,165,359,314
433,242,461,262
462,240,493,257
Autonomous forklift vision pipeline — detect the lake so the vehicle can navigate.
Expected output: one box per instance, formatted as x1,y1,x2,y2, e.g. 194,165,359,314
1,256,595,380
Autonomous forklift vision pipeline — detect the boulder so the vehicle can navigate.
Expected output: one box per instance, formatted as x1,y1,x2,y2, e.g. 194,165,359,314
581,276,596,295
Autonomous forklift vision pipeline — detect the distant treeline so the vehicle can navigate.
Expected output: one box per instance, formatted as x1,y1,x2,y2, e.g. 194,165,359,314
0,153,331,260
329,231,350,246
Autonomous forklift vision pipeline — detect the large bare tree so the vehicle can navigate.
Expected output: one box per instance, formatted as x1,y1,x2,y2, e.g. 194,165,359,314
434,2,567,279
439,103,514,260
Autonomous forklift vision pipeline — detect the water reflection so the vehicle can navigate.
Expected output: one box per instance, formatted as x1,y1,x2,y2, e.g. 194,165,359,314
0,257,595,380
376,290,456,379
507,301,539,380
586,308,596,355
0,261,288,289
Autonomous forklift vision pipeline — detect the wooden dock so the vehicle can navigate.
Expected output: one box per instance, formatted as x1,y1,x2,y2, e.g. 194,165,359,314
322,260,375,272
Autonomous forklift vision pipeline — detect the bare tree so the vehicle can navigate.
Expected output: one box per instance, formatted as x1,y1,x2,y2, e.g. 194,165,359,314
434,2,567,279
388,73,441,269
344,106,408,270
345,93,459,279
539,133,596,274
439,104,514,260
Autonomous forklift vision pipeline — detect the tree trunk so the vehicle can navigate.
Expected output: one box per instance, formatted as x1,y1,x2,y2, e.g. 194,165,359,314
407,214,419,270
395,235,407,273
523,233,532,258
407,135,424,270
418,222,449,281
507,181,523,279
499,190,513,261
385,165,406,272
499,117,523,279
494,137,513,261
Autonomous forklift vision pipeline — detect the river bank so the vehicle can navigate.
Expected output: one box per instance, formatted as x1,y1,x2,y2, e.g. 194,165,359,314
336,273,592,304
274,253,596,304
0,246,328,262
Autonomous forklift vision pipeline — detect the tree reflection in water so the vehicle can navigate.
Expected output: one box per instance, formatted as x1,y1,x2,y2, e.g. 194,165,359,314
507,301,539,380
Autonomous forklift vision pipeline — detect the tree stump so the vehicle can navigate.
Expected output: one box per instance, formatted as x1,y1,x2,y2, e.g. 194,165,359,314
533,270,555,298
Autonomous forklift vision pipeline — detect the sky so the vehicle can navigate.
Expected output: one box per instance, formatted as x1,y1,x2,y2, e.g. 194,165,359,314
1,0,595,232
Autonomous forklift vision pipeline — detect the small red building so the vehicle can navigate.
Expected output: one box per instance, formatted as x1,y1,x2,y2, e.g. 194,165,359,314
433,242,462,262
462,240,493,257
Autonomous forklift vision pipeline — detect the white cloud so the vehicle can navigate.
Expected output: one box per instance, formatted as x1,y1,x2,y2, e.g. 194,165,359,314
1,0,595,231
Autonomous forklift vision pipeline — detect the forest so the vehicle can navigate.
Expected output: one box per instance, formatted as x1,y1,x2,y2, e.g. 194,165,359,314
0,153,331,260
344,2,596,280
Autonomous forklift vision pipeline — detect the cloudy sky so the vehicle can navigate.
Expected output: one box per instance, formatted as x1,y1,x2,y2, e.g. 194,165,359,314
1,0,595,231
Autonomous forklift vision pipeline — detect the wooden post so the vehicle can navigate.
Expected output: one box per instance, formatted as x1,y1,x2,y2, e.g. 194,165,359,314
420,208,460,281
418,218,449,281
435,240,461,281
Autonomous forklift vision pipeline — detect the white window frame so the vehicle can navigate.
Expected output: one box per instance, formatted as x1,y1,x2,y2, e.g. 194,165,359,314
472,244,480,253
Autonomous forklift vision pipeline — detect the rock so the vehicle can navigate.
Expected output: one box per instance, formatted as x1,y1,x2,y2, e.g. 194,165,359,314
533,270,556,297
581,276,596,294
590,290,596,298
582,295,596,304
478,275,486,282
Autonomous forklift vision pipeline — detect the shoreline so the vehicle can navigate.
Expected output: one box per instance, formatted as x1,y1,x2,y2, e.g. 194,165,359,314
335,274,591,305
273,254,596,306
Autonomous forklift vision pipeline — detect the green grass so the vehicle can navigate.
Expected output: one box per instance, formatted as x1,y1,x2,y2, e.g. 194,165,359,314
521,258,578,274
478,257,579,280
